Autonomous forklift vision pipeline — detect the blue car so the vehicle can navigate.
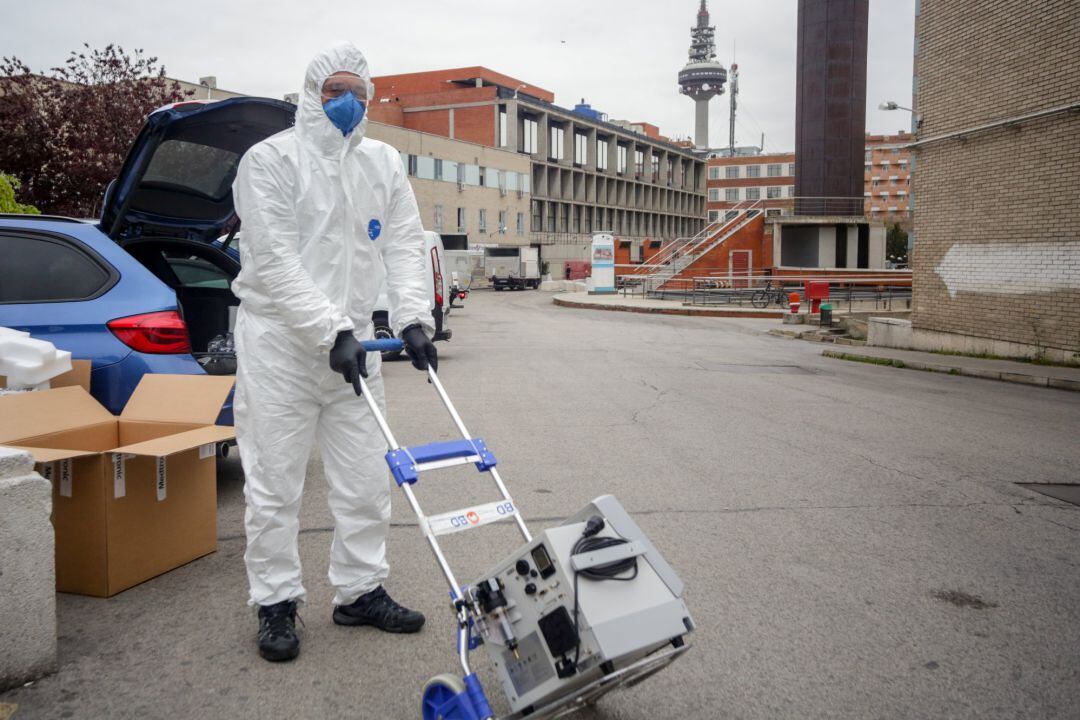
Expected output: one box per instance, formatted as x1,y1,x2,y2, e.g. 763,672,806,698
0,97,295,422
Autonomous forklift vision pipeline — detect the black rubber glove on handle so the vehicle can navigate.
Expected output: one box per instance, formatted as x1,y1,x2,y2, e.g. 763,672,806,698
402,325,438,372
329,330,368,395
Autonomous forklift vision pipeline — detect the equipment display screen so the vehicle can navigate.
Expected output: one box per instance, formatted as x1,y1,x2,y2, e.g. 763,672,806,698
531,544,555,579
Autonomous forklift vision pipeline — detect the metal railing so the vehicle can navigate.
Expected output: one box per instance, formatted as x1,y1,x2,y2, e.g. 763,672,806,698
787,197,866,216
618,272,912,311
624,199,763,278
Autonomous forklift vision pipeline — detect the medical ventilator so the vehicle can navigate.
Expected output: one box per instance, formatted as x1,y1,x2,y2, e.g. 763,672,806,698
357,338,694,720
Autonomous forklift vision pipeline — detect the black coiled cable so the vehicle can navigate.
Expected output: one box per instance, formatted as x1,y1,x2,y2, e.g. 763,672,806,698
571,518,638,669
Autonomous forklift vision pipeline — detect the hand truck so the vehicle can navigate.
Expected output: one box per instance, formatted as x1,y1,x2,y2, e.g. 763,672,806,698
357,339,689,720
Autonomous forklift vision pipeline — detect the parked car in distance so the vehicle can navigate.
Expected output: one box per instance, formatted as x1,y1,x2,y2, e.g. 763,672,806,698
372,230,453,358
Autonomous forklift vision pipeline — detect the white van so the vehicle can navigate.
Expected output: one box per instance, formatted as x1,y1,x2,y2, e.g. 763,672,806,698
373,230,451,355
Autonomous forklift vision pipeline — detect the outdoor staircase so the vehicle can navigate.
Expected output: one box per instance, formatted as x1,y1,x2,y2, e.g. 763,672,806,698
629,200,764,296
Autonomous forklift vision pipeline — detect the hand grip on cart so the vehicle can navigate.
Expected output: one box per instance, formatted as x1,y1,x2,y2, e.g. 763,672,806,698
360,338,404,353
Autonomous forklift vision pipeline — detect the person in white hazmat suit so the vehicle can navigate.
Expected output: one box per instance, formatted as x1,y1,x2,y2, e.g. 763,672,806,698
231,43,438,663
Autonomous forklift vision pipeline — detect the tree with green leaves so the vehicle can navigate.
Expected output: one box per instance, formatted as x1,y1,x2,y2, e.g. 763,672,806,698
0,173,39,214
0,44,190,217
886,222,908,266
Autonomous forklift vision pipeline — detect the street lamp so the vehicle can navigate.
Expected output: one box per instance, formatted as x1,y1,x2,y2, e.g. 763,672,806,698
879,100,922,130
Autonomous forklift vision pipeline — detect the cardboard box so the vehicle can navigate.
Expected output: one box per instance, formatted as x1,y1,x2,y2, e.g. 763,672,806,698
0,374,235,597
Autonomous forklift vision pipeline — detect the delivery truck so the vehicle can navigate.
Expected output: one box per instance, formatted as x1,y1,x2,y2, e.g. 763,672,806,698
487,246,541,290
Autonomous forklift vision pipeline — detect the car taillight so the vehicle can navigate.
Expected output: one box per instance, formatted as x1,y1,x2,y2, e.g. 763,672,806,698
107,311,192,354
458,292,466,299
435,291,444,307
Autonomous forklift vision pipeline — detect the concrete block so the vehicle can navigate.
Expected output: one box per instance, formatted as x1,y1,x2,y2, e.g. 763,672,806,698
0,447,57,692
867,317,913,348
782,314,806,325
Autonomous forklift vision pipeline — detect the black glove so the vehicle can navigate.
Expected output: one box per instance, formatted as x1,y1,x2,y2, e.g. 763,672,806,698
402,324,437,372
329,330,368,395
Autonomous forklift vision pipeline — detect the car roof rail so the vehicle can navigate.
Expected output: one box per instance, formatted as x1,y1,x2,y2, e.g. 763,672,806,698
0,213,88,223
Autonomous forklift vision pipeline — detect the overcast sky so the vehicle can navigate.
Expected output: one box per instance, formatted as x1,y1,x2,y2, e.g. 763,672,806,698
2,0,915,151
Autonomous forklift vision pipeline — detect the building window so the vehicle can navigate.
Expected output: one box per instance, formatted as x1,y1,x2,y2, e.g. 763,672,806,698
522,117,538,154
617,145,627,174
708,209,721,222
597,138,609,171
516,212,524,235
416,156,436,180
788,163,795,175
434,204,443,231
767,164,782,177
708,166,721,180
479,208,487,233
651,154,659,182
549,125,564,161
746,165,761,178
725,166,739,179
574,133,588,165
745,187,761,200
498,106,507,147
725,188,738,202
634,149,644,178
787,185,795,197
498,209,507,233
708,188,721,202
667,158,675,185
434,159,443,181
457,207,466,232
478,166,486,187
407,154,418,176
767,186,782,199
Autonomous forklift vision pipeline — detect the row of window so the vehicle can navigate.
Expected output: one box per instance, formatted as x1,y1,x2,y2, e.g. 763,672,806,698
865,147,904,159
707,162,795,180
432,205,526,235
402,153,531,193
707,185,796,202
870,177,909,186
864,191,908,198
521,117,687,183
865,160,909,169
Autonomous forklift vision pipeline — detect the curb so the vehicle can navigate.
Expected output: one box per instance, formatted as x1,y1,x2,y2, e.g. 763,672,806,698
552,296,785,319
821,350,1080,392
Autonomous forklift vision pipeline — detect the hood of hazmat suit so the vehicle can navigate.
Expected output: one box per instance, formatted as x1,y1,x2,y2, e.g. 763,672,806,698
230,43,432,608
232,42,433,351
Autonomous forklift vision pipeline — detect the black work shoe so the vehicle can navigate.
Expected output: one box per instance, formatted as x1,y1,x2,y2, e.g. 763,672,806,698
333,586,426,633
257,600,300,662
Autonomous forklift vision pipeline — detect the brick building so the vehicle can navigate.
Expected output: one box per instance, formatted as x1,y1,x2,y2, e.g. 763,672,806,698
907,0,1080,359
369,67,706,275
705,152,796,221
864,131,912,226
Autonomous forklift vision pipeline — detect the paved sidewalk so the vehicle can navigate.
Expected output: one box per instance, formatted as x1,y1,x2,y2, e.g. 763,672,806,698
552,290,786,318
822,345,1080,391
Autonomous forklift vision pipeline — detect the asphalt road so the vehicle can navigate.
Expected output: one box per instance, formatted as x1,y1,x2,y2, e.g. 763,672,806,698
4,290,1080,719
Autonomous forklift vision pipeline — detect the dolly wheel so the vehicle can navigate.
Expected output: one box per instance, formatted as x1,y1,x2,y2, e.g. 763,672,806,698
421,674,466,720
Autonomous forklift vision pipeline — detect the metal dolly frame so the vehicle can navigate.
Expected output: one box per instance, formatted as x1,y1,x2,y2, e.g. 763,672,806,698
358,339,684,720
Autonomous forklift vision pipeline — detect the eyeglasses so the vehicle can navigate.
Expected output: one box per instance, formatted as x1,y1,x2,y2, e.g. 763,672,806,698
321,75,368,102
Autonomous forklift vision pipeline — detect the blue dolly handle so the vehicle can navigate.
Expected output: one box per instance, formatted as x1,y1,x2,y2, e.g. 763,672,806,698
352,340,532,720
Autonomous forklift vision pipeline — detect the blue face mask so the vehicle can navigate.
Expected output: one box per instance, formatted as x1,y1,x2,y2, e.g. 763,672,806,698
323,93,366,136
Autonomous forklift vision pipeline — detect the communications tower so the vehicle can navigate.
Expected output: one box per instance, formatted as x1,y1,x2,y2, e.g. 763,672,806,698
678,1,727,150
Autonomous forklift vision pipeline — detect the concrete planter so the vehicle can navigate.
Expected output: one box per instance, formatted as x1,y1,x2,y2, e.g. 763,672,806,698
0,447,57,691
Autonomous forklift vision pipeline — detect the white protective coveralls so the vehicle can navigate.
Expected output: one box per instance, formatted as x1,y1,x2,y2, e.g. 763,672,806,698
231,43,433,608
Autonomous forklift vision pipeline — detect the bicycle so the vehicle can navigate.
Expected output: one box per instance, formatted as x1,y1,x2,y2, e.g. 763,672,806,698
750,280,788,309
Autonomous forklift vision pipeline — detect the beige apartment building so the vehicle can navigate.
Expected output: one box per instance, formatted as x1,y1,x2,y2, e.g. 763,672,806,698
705,151,796,220
864,131,912,226
366,121,532,250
